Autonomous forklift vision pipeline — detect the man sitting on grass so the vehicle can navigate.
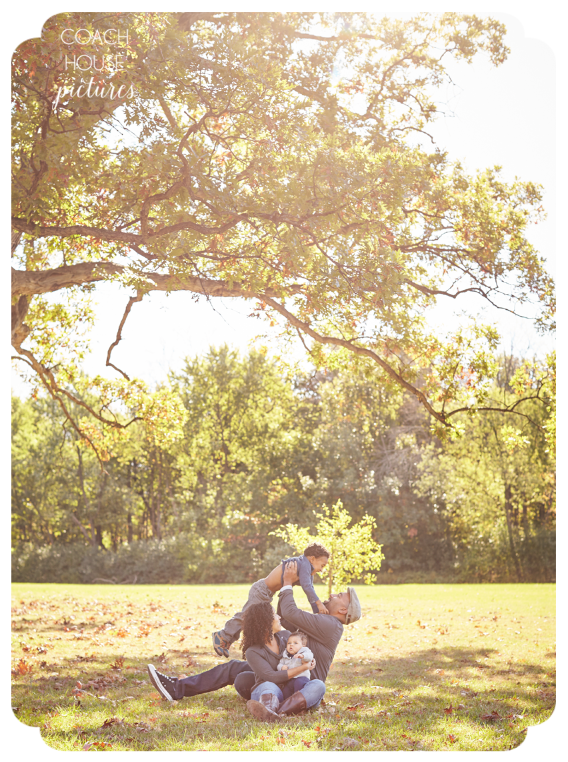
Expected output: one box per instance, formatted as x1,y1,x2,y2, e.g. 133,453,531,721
212,542,331,658
147,560,361,703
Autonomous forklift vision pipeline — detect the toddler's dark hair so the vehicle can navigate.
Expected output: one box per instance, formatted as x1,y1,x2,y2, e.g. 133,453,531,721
303,542,329,559
289,630,308,645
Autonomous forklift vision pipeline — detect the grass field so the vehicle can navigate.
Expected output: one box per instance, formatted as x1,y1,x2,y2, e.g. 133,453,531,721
11,582,555,752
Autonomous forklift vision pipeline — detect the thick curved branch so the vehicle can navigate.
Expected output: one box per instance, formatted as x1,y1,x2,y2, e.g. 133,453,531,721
259,294,448,426
12,263,302,300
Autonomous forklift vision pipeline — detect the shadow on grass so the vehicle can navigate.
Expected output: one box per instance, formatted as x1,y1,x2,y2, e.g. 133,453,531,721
12,645,555,751
327,645,555,743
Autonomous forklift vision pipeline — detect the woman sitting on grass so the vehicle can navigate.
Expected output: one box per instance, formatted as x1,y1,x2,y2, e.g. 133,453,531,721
241,601,326,722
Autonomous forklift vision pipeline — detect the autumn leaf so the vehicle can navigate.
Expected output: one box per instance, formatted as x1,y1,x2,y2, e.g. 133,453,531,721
101,717,122,728
12,658,33,675
481,711,502,721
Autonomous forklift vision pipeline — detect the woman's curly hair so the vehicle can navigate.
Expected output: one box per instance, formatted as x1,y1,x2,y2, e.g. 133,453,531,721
240,602,275,656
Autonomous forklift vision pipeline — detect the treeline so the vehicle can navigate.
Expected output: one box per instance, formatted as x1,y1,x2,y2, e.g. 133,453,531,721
11,346,555,584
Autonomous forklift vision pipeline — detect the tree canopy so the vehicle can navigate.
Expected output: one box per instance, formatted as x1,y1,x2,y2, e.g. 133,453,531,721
12,348,555,584
12,11,555,453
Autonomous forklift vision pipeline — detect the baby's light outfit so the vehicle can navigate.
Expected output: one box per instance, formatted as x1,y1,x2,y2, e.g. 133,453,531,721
277,645,314,679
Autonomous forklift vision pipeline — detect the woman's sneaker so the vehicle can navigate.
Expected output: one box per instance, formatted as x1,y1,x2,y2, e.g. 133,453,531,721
147,664,177,702
212,631,230,658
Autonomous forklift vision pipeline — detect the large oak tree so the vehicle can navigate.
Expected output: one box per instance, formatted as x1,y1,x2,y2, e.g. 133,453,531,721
12,11,554,452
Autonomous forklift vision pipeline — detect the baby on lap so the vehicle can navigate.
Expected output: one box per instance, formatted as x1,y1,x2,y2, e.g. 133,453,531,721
277,630,313,700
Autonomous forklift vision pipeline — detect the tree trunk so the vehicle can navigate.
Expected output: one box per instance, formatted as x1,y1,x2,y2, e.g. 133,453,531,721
327,547,334,598
76,447,97,546
504,485,523,582
127,512,133,544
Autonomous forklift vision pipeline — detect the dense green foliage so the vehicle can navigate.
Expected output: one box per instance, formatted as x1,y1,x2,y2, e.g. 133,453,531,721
12,347,555,584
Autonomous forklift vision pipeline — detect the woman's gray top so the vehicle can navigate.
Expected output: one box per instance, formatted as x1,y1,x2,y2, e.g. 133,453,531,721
244,629,293,692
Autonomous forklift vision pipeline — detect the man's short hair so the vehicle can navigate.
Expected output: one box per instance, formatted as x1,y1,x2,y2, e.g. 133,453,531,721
303,542,330,559
289,630,308,645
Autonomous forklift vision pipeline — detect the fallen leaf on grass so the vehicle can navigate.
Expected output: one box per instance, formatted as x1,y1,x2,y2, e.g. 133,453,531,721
100,717,121,729
12,659,33,676
481,711,502,722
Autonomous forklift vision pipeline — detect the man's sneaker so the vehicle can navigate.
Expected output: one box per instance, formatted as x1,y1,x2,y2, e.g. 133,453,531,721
147,664,177,702
212,631,230,658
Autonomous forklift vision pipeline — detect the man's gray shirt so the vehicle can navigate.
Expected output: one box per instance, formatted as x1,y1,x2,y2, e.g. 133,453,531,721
277,588,344,683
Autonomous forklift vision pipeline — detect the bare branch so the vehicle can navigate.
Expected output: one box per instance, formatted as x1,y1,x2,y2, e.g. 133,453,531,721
106,292,144,380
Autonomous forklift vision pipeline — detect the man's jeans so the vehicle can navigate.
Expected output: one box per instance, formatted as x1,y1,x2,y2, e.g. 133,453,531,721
251,678,326,709
172,659,255,700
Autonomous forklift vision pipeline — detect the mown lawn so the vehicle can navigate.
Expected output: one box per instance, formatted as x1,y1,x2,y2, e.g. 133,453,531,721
11,582,555,751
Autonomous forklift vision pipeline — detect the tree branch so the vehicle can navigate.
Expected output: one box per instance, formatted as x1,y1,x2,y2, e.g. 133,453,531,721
260,293,449,425
106,292,144,380
12,214,245,243
12,262,301,301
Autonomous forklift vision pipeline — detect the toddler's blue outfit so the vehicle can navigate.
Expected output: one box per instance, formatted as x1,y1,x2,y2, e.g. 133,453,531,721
281,555,321,614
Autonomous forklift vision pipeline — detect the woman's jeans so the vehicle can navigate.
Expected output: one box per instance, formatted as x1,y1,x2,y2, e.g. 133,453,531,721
251,679,325,709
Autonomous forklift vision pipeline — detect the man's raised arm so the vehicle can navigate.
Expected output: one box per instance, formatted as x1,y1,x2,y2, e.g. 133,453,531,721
278,563,340,644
